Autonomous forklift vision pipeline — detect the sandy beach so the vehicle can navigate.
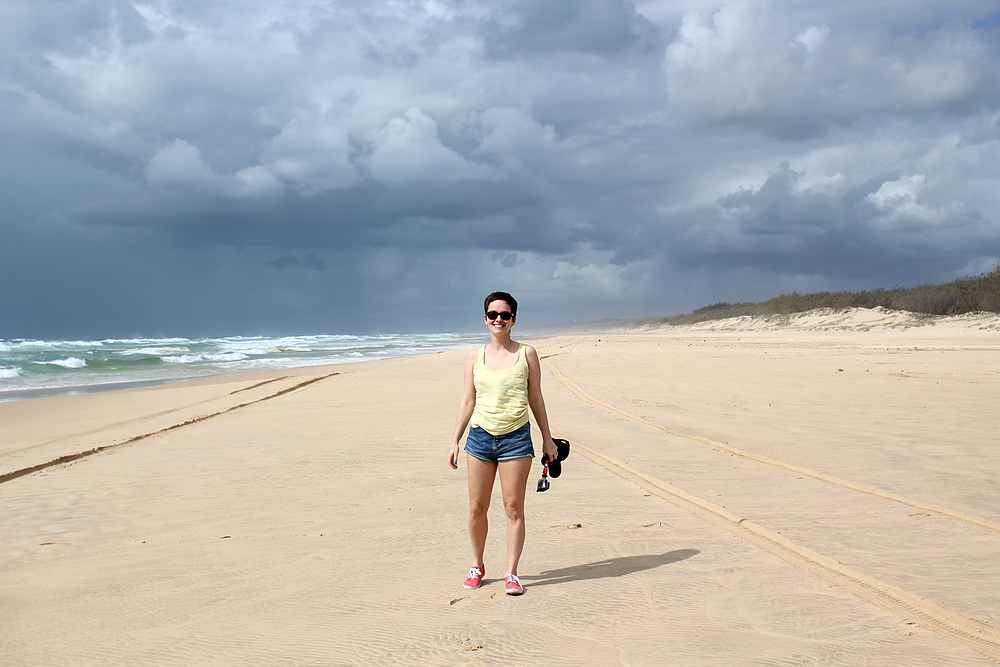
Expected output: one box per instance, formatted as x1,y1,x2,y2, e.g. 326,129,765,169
2,310,999,666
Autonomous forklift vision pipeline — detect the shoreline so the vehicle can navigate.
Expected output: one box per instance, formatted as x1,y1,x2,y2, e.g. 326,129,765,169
0,375,226,403
0,331,568,404
0,331,490,403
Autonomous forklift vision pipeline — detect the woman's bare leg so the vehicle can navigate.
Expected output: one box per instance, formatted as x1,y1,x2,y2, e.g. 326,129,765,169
497,456,533,576
467,454,497,569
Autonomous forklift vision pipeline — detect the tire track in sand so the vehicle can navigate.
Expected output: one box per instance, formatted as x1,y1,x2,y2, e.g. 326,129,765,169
0,374,338,485
542,358,1000,537
565,439,1000,662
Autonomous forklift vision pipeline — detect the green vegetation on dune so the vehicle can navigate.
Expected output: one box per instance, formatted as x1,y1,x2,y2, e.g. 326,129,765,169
632,265,1000,327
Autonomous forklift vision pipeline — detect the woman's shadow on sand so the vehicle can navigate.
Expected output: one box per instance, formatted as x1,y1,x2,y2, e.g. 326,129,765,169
520,549,700,588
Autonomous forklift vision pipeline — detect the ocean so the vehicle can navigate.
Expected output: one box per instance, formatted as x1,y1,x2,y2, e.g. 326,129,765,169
0,333,485,402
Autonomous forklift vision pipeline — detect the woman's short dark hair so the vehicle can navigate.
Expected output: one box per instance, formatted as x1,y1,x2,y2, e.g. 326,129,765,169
484,291,517,317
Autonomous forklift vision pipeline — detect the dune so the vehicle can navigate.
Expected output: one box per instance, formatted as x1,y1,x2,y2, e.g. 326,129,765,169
2,311,998,665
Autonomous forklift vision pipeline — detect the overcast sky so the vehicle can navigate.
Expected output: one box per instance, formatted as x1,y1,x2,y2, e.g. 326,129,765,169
2,0,999,338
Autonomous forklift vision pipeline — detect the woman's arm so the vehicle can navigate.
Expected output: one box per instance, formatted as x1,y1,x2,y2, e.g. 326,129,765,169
448,349,478,469
525,345,558,462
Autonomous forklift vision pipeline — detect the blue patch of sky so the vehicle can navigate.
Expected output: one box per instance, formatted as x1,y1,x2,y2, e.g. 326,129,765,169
972,13,1000,30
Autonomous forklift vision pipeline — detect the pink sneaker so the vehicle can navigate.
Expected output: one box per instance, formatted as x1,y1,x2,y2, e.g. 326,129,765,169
463,566,485,589
505,573,524,595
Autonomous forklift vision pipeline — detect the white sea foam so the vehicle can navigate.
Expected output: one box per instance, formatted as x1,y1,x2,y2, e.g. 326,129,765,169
163,355,205,364
1,332,484,399
48,358,87,369
6,340,99,351
122,347,190,355
206,352,249,362
161,354,205,364
100,338,190,348
12,340,60,350
59,341,104,348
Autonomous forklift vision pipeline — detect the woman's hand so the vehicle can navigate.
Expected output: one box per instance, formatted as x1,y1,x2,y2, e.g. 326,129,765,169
542,437,558,463
448,442,460,469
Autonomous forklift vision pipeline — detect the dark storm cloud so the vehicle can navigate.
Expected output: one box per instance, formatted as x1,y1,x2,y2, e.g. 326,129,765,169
272,252,328,271
667,161,999,285
483,0,662,57
2,0,999,337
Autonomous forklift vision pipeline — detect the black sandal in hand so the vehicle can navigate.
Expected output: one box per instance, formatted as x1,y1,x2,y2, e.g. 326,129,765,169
536,438,570,492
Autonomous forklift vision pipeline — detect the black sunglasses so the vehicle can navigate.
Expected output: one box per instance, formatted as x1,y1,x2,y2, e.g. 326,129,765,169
486,310,513,321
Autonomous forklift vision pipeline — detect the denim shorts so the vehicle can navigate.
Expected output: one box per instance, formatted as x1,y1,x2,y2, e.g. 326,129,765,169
465,422,535,462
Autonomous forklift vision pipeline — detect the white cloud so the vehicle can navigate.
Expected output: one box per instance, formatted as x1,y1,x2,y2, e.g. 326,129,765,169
551,254,654,297
890,37,981,109
663,3,997,136
866,174,927,209
145,140,218,187
795,24,830,54
145,139,282,199
366,107,495,185
864,174,962,230
232,165,284,199
474,107,560,173
663,3,826,137
261,116,361,195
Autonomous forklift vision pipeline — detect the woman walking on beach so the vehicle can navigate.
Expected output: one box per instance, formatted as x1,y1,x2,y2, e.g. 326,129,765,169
448,292,558,595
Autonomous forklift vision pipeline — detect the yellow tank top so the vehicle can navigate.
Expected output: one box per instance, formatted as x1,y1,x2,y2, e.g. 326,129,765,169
470,344,530,435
